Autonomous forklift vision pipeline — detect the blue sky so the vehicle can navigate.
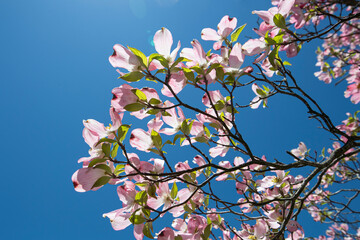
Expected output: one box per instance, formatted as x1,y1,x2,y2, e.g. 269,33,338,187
1,0,358,239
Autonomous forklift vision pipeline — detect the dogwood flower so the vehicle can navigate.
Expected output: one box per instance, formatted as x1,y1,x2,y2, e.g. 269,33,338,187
201,15,237,50
250,83,270,109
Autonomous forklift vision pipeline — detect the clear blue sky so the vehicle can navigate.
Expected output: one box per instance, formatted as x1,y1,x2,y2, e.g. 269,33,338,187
1,0,358,239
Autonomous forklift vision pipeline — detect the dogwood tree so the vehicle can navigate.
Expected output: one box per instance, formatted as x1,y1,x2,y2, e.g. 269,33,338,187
72,0,360,239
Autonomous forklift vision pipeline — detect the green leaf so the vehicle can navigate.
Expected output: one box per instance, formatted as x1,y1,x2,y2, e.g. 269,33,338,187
273,34,284,44
204,126,211,138
214,100,225,110
149,98,161,105
206,63,221,74
216,67,224,81
148,149,161,155
173,134,185,144
263,85,270,93
273,13,287,29
111,143,119,158
181,120,190,135
268,46,279,69
142,208,151,219
175,236,183,240
148,53,161,65
183,174,193,184
195,136,208,143
143,222,154,239
183,68,195,82
95,138,117,146
135,191,148,205
201,224,212,240
209,122,220,129
204,195,209,207
118,124,131,142
88,158,107,168
94,164,112,174
153,55,169,68
206,49,212,57
151,130,162,149
190,172,196,181
128,46,148,67
130,213,146,225
205,166,211,177
146,109,160,115
148,183,157,198
183,204,193,213
114,164,125,176
265,36,277,45
92,176,111,188
170,182,178,199
124,102,145,112
231,24,246,42
102,143,111,157
131,89,147,101
171,57,185,69
191,66,203,74
120,71,144,82
161,111,172,117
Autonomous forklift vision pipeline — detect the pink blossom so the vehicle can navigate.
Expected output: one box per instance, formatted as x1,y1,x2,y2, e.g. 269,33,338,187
209,135,230,158
250,83,270,109
157,227,175,240
253,0,295,26
153,27,180,63
72,167,108,192
103,208,132,230
147,182,176,213
201,15,237,50
153,28,187,97
129,117,164,152
161,101,186,135
111,84,138,113
161,71,187,97
215,161,233,181
223,43,246,76
242,38,270,63
124,153,154,181
193,155,206,166
109,44,143,73
180,39,208,68
290,142,307,160
345,82,360,104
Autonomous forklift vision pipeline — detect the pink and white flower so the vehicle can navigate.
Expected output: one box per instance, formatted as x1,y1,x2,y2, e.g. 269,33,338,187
201,15,237,50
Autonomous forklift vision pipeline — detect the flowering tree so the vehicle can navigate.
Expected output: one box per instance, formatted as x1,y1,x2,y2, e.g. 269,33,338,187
72,0,360,239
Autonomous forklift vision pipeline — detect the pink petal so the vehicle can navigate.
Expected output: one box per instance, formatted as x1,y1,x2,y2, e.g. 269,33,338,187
154,27,173,57
161,72,186,97
242,39,267,56
134,223,144,240
250,96,262,109
103,208,132,231
191,40,207,66
72,168,107,192
109,44,140,72
170,40,181,62
228,43,244,69
252,10,274,24
217,15,237,37
201,28,221,41
111,84,138,112
278,0,295,16
129,129,153,152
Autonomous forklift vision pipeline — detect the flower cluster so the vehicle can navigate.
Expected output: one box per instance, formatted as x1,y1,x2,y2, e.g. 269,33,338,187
72,1,360,239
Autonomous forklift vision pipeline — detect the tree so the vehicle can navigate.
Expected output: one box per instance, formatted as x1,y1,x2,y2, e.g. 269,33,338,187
72,0,360,239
